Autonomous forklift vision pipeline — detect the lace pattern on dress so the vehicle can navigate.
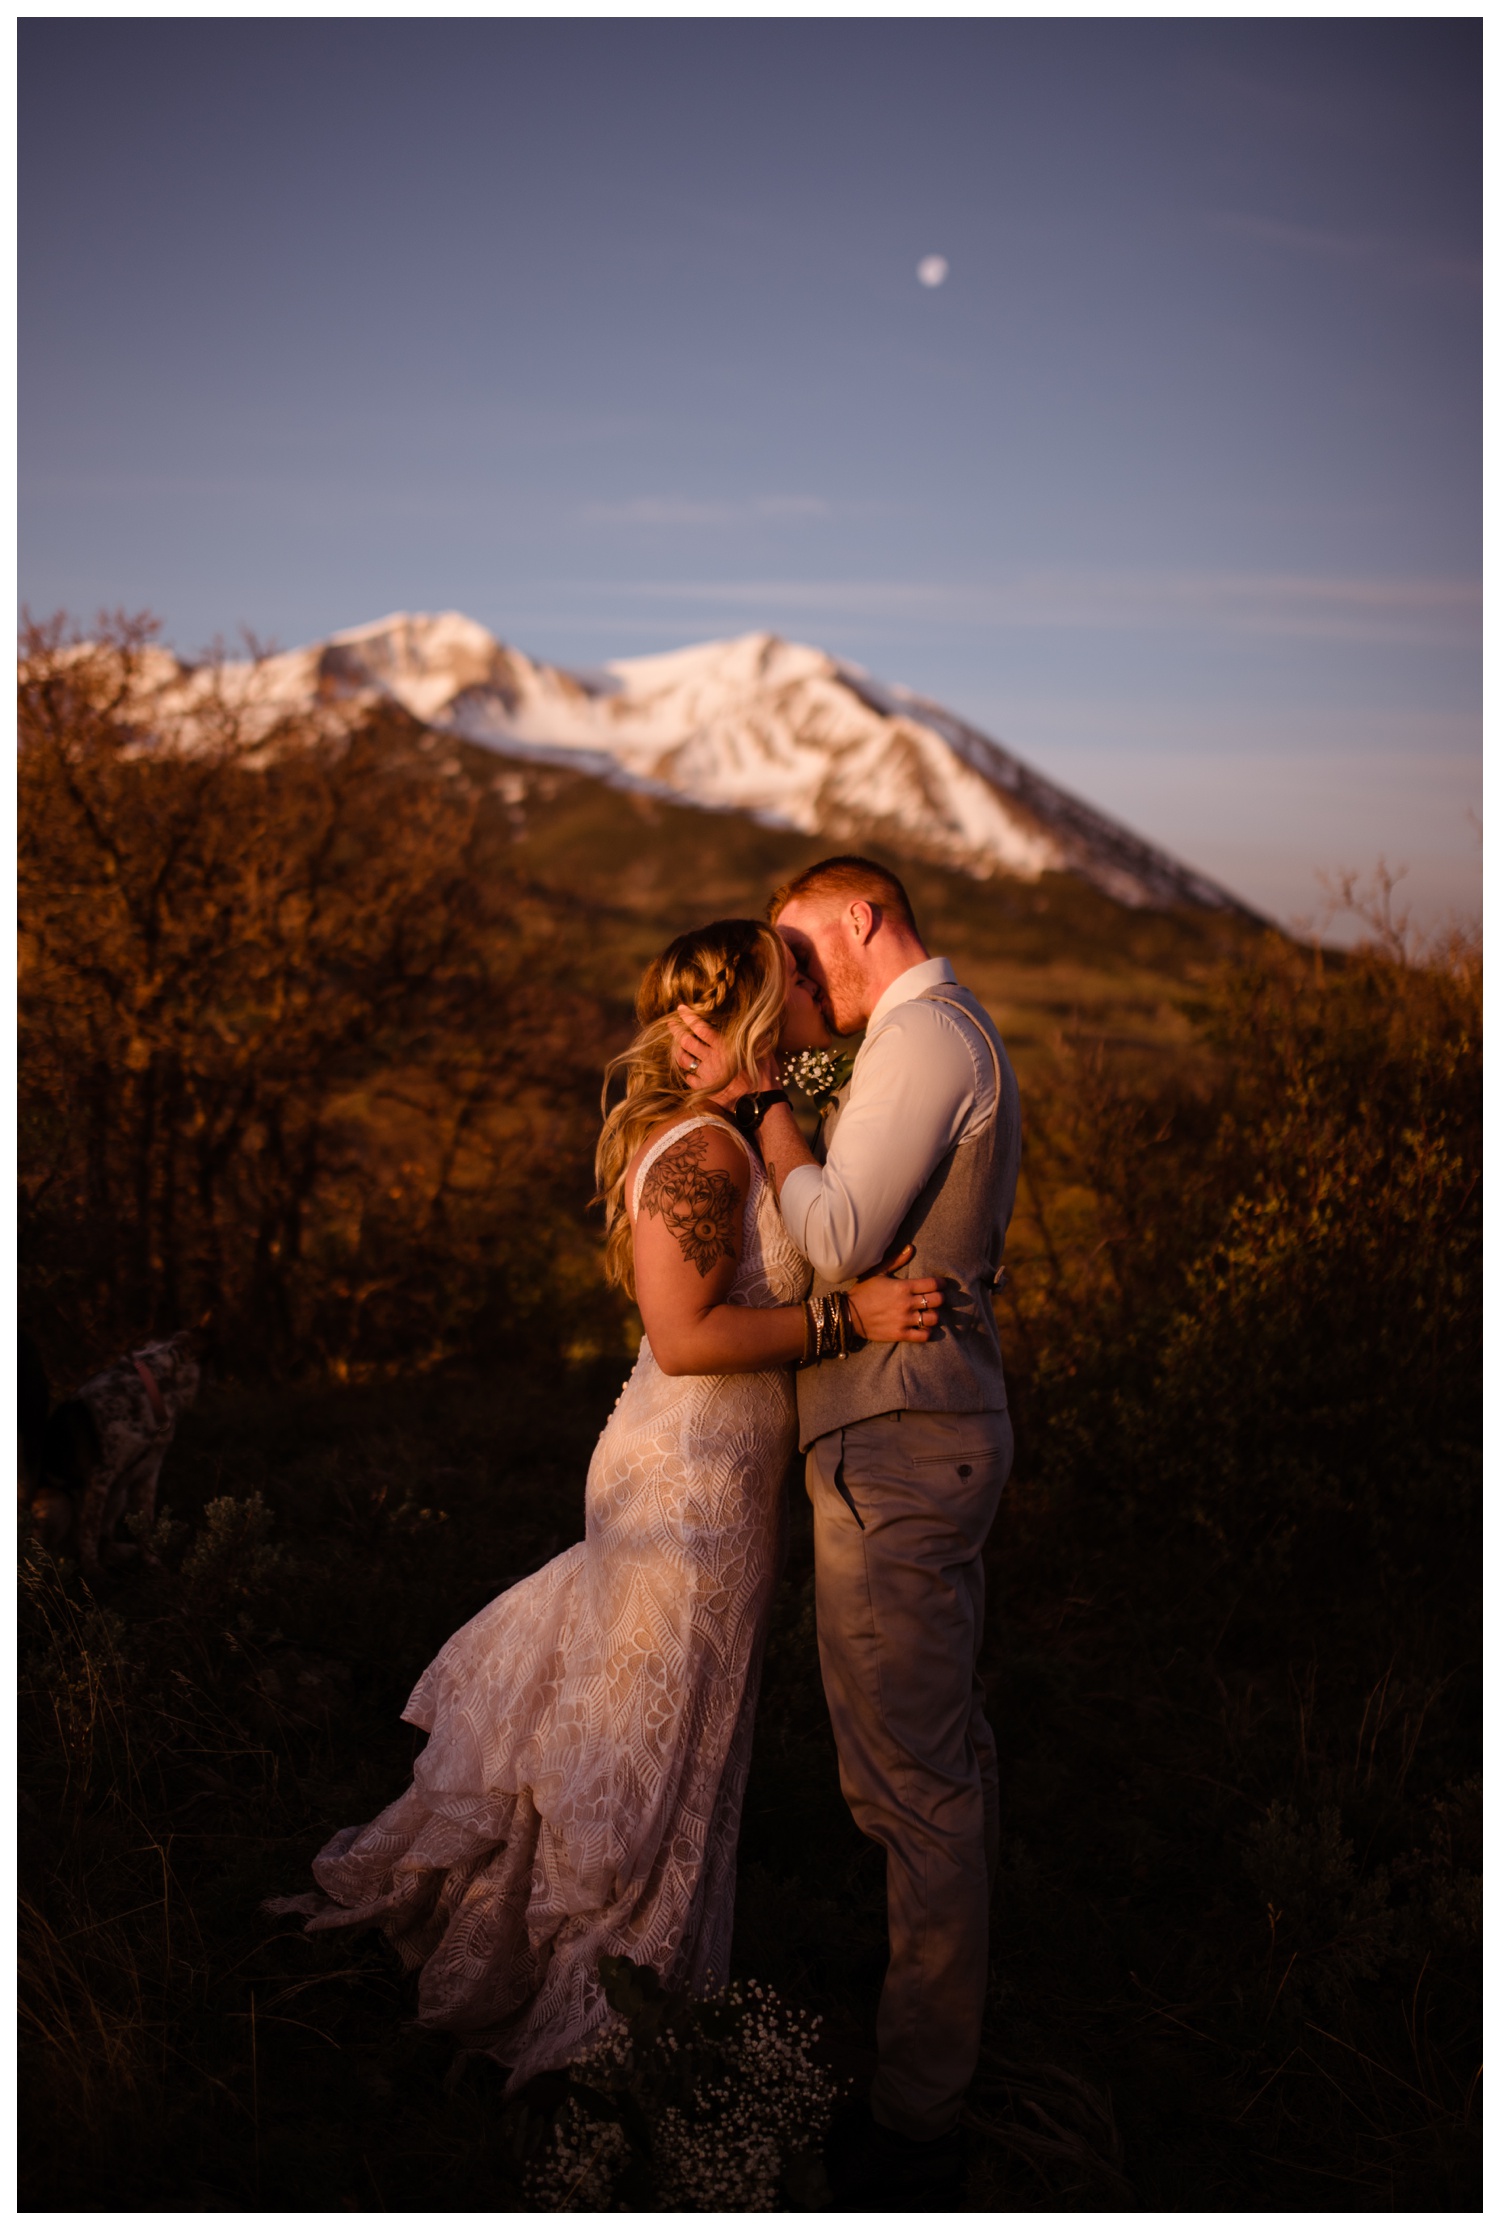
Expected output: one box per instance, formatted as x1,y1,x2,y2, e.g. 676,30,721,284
279,1112,810,2089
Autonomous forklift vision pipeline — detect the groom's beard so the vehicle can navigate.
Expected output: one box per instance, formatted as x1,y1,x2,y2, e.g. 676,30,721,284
820,945,868,1038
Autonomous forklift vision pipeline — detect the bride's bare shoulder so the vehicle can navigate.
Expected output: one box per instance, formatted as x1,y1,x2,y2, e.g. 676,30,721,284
625,1112,749,1214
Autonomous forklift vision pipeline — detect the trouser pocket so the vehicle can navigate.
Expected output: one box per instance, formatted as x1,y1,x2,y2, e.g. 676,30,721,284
832,1435,865,1530
903,1410,1014,1496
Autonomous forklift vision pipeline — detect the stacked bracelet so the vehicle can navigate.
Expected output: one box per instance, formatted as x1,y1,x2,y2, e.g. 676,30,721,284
797,1290,858,1368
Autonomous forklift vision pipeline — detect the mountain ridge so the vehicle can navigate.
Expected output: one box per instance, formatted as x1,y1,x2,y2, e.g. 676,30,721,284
144,609,1262,920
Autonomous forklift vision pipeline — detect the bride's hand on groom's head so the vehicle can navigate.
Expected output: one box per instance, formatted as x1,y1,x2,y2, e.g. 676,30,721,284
671,1004,729,1090
673,1004,781,1095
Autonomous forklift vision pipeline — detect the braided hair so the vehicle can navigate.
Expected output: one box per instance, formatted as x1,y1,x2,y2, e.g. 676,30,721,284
595,919,788,1297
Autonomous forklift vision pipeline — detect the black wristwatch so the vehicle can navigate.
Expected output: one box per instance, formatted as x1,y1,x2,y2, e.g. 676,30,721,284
732,1089,792,1140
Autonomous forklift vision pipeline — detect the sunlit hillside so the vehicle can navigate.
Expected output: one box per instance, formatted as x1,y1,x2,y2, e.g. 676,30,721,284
464,732,1255,1087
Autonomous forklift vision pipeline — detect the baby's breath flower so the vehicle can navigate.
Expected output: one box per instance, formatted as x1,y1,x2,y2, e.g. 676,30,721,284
783,1048,856,1107
523,1974,845,2211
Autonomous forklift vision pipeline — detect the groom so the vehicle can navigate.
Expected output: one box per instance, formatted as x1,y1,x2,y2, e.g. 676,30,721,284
684,854,1022,2206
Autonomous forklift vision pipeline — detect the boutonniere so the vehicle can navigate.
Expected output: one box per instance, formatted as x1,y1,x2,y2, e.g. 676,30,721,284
783,1048,857,1109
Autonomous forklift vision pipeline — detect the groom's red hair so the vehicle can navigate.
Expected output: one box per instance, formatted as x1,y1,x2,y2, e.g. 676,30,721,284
768,854,921,939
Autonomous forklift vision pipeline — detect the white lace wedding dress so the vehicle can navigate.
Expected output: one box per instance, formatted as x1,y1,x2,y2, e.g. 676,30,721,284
272,1113,809,2090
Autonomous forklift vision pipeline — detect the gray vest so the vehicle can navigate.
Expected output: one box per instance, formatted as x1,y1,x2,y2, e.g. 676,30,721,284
795,984,1022,1451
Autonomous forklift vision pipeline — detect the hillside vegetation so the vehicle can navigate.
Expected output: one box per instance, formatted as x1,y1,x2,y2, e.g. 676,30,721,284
19,620,1480,2209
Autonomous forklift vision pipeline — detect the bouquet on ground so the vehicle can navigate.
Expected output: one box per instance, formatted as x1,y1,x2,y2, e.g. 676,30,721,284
519,1956,845,2210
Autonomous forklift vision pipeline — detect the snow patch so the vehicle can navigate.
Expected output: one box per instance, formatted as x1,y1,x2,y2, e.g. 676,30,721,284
122,611,1256,915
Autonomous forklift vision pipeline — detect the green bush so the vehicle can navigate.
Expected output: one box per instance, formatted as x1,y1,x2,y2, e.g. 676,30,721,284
1011,920,1480,1590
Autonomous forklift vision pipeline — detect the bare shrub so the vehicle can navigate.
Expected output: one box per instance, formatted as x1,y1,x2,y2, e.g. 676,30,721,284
19,614,614,1376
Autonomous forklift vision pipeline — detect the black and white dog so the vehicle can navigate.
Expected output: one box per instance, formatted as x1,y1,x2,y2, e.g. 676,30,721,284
21,1329,205,1578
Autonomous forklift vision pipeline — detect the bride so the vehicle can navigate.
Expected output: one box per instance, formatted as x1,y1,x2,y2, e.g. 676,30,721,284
270,917,944,2088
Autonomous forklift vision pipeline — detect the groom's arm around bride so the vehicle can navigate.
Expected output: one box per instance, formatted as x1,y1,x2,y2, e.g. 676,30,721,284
683,852,1022,2207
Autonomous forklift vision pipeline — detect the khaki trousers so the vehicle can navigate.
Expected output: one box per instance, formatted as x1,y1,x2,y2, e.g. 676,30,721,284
806,1407,1012,2140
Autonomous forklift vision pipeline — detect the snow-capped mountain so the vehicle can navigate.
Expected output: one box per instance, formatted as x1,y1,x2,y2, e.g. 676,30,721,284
155,610,1255,915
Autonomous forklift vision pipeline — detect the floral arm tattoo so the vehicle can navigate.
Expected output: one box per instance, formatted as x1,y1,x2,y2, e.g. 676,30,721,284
639,1132,742,1276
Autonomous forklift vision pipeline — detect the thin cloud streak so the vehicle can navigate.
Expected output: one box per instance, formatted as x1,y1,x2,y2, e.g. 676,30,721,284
1209,210,1481,289
581,494,833,527
612,570,1480,649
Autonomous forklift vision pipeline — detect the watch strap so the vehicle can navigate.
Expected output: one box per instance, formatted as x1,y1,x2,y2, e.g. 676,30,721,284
733,1089,791,1138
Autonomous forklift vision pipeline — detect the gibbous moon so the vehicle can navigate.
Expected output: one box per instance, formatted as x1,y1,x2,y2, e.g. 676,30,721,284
916,254,949,287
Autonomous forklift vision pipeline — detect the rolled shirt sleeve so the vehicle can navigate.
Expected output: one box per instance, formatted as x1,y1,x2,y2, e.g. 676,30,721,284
778,997,991,1284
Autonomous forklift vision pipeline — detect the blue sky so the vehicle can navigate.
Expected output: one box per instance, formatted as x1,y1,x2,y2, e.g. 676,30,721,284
20,19,1480,932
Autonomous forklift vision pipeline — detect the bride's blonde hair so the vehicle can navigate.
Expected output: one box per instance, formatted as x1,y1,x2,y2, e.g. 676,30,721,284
596,918,789,1297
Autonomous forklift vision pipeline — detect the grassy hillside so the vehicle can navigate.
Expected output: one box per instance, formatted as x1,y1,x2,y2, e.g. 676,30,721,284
480,740,1253,1089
